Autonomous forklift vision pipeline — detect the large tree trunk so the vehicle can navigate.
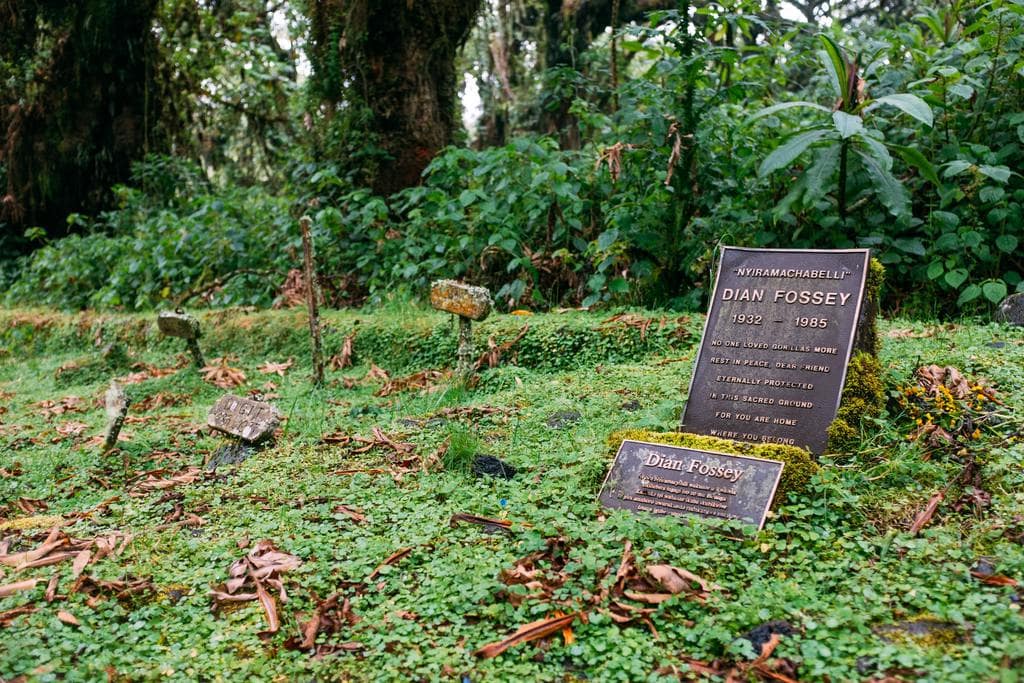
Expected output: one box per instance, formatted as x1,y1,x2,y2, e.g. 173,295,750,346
308,0,482,196
0,0,162,243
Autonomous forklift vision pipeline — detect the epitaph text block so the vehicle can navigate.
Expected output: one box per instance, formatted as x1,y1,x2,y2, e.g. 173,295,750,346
599,440,783,529
681,247,870,454
207,394,282,443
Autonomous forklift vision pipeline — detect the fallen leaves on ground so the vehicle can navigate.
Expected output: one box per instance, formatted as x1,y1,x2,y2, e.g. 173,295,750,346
0,605,37,627
332,504,366,523
0,528,131,573
210,540,302,635
34,396,85,418
320,430,351,445
376,369,450,397
329,334,355,370
134,393,191,411
364,364,390,383
474,325,529,370
201,356,247,389
71,575,155,608
671,632,801,682
258,358,294,377
598,313,657,340
368,547,412,580
54,421,89,440
496,538,719,640
909,490,945,535
283,591,363,656
128,467,202,496
449,513,513,535
0,461,23,478
352,427,416,456
117,361,183,385
9,497,48,515
56,609,80,626
0,578,40,597
431,405,512,421
474,612,579,658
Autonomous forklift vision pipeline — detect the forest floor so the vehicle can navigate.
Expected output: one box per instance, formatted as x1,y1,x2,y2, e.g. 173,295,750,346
0,306,1022,682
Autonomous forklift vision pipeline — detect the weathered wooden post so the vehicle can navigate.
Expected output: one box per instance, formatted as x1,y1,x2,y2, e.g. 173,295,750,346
157,310,205,368
430,280,492,379
300,215,325,386
102,380,129,452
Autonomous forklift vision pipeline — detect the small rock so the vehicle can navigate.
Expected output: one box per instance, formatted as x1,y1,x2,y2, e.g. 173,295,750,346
742,620,797,651
620,399,641,412
994,293,1024,326
986,341,1006,349
102,380,130,451
349,404,381,418
546,410,581,429
473,455,517,480
157,311,201,340
430,280,493,321
207,394,282,444
874,618,967,645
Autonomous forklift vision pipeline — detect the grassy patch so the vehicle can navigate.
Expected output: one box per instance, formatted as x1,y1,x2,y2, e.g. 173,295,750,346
1,309,1023,681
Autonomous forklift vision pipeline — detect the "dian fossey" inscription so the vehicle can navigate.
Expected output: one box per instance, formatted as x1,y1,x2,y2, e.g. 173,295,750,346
599,440,784,529
681,247,870,454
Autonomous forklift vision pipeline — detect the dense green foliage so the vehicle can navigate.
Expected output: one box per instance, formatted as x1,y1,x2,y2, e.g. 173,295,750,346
3,0,1022,317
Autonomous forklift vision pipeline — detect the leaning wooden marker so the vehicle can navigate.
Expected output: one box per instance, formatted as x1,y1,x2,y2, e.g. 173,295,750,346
601,246,872,528
299,216,325,386
157,310,205,368
430,280,493,378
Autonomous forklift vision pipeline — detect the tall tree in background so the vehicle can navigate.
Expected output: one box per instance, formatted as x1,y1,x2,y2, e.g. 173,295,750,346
307,0,483,195
0,0,165,243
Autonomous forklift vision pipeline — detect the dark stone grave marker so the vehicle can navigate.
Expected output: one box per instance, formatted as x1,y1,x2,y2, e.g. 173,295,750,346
207,394,282,444
598,439,783,529
681,247,870,454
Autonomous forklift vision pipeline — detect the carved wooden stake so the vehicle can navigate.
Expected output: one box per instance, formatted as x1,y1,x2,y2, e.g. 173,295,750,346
430,280,493,383
157,310,204,368
300,216,324,386
457,315,474,378
102,380,130,453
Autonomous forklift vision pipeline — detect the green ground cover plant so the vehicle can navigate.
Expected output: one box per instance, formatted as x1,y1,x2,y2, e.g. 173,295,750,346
1,307,1022,681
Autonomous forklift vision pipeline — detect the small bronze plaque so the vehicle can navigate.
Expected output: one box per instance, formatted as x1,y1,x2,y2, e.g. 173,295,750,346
599,440,783,529
207,394,282,443
681,247,870,454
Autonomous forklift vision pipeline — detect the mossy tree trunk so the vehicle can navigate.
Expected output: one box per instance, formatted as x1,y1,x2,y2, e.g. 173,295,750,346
307,0,482,196
0,0,164,246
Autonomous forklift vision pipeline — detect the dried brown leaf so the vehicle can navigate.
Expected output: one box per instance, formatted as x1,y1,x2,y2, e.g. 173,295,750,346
258,358,294,377
0,578,39,598
368,547,412,580
474,612,579,659
449,513,512,535
201,357,247,389
909,490,944,535
57,610,80,626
